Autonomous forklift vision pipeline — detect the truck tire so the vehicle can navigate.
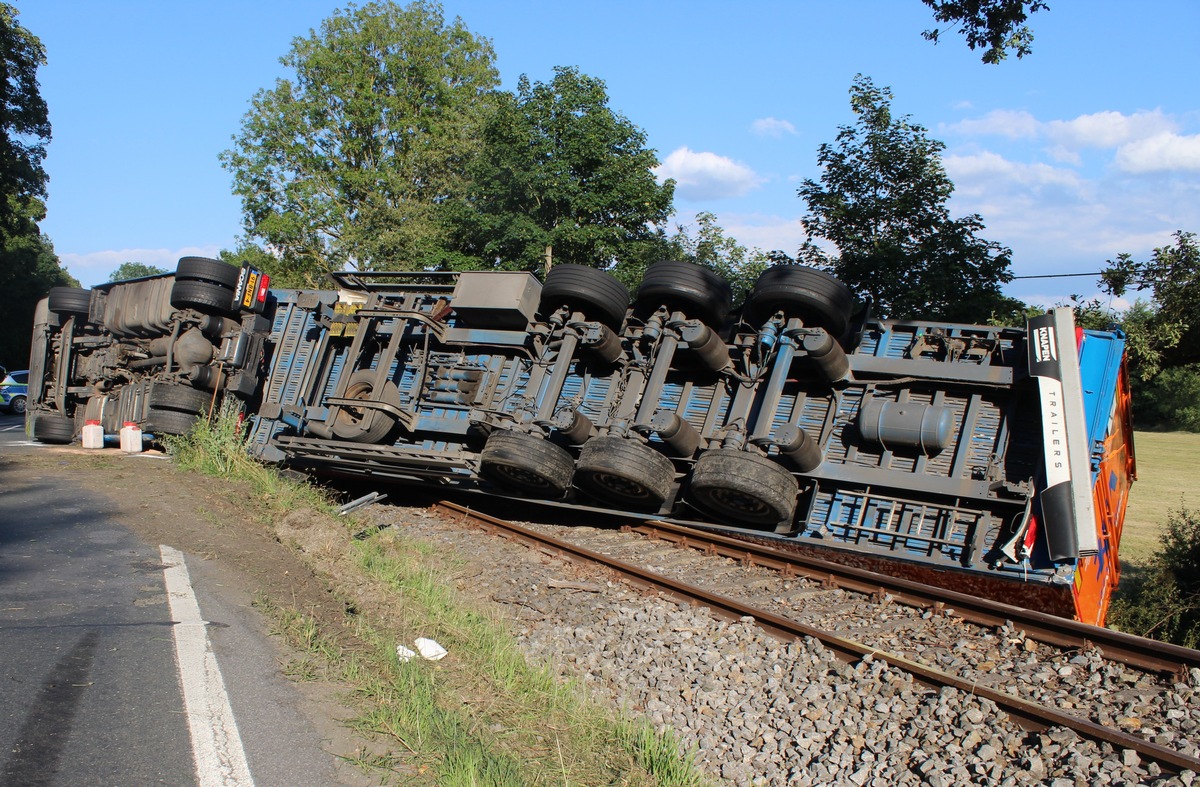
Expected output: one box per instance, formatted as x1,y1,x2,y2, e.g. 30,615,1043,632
31,412,76,444
479,430,574,499
143,408,201,436
539,265,630,331
171,280,236,315
688,449,799,527
149,383,211,414
744,265,853,338
172,256,240,315
47,287,92,317
332,369,402,443
176,256,241,288
574,436,675,511
635,260,732,327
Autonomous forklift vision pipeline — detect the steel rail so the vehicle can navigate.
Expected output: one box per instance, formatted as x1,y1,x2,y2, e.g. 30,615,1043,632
627,519,1200,679
433,500,1200,774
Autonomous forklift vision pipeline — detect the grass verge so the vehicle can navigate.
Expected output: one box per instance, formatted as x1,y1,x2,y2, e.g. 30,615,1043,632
1121,431,1200,567
169,405,709,786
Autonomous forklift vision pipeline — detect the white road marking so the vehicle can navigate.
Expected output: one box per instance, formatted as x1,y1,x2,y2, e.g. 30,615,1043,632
160,545,255,787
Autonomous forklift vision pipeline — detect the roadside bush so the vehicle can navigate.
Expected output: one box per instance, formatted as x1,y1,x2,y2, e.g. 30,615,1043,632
1133,363,1200,432
1109,505,1200,648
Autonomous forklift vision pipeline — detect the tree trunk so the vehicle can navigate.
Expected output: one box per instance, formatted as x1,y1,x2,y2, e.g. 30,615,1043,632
544,245,553,277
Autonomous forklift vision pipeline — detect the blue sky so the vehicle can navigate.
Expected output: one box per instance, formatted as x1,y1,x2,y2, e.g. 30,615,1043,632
17,1,1200,308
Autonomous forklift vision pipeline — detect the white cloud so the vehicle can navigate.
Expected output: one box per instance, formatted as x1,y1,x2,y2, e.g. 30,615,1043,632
60,245,222,289
943,151,1084,193
945,109,1178,157
750,117,797,137
655,147,763,201
1115,131,1200,172
1045,109,1176,149
944,109,1041,139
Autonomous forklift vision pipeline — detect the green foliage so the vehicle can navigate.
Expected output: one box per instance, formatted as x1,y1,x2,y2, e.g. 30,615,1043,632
798,75,1014,322
221,1,499,280
218,240,315,289
0,3,51,233
0,197,76,369
665,211,768,301
452,66,674,278
1103,231,1200,369
165,400,337,515
0,7,71,370
921,1,1048,64
108,261,168,282
1110,506,1200,648
1102,231,1200,430
1132,364,1200,433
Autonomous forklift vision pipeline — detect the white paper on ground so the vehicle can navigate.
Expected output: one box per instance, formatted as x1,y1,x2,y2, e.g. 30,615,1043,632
414,637,448,661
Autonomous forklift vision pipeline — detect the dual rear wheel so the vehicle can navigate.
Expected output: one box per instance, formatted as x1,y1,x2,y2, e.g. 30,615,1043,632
479,430,799,527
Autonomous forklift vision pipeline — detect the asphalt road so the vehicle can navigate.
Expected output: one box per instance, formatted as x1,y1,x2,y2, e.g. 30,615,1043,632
0,413,355,786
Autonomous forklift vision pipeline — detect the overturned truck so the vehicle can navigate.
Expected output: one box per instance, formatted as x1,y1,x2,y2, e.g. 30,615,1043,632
25,257,1136,625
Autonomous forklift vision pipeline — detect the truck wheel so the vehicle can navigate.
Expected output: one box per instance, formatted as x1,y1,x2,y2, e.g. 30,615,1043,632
176,256,241,288
149,383,211,414
31,412,76,444
143,408,200,436
171,281,236,315
332,369,401,443
171,256,240,315
539,265,630,331
479,430,574,499
635,260,732,327
574,437,675,511
47,287,92,317
744,265,853,338
688,449,799,527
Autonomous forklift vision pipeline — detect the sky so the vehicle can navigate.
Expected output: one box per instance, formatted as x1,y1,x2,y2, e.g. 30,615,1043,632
15,1,1200,309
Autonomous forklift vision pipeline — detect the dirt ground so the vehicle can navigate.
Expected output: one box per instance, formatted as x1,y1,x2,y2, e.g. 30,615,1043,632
0,445,389,785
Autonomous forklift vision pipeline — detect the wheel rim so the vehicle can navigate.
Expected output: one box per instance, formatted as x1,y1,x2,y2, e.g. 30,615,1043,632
699,486,774,520
13,397,26,415
488,462,556,491
582,470,654,501
335,379,374,431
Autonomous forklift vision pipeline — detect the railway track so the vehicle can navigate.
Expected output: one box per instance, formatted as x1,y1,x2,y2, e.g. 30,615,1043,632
431,500,1200,776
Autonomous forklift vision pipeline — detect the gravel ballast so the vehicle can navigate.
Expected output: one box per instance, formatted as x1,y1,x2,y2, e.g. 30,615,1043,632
378,506,1199,786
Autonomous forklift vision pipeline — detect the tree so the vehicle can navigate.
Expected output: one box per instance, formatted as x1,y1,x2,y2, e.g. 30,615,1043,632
0,6,72,370
1101,231,1200,431
451,66,674,280
109,262,168,282
921,0,1049,64
1102,231,1200,369
666,212,768,300
221,1,499,283
0,3,50,233
0,198,76,369
798,75,1015,322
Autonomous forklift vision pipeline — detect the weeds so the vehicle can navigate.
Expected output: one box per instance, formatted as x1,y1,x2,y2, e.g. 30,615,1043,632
1110,504,1200,648
163,401,335,516
176,406,708,785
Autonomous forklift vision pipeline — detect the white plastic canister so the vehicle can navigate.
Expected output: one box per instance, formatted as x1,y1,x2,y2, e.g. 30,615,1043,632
119,421,143,453
82,420,105,449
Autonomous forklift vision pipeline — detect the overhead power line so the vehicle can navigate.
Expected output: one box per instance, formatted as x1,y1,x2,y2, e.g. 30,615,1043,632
1011,272,1104,280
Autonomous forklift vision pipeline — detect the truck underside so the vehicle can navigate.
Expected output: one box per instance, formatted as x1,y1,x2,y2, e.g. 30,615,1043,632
25,258,1136,625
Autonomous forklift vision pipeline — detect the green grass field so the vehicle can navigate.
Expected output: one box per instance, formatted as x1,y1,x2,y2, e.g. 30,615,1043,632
1119,431,1199,568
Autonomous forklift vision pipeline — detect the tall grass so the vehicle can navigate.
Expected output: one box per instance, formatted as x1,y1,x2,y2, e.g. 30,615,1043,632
163,401,334,515
169,405,709,785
